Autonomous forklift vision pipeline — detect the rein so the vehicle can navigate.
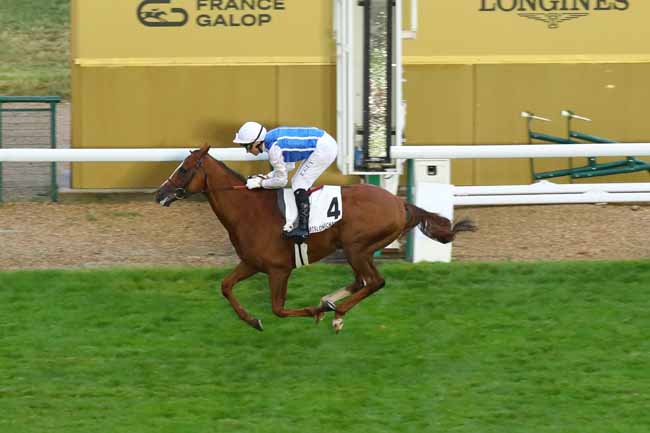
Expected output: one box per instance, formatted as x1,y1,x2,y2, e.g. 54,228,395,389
210,185,248,191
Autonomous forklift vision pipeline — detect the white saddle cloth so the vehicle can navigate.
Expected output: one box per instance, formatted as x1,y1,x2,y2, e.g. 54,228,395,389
280,186,343,234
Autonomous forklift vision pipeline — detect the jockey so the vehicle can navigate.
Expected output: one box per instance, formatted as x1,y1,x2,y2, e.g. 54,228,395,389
233,121,338,243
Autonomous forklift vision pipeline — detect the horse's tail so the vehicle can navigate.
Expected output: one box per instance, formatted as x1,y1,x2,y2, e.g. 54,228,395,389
403,202,477,244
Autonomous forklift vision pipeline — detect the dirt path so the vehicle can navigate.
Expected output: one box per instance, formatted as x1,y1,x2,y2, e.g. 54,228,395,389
0,199,236,270
1,198,649,271
452,203,650,262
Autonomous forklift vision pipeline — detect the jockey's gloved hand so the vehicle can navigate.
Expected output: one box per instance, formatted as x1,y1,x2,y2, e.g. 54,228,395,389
246,176,263,189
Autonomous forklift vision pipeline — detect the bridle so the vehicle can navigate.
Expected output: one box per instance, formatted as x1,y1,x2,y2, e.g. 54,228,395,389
165,153,208,199
164,153,247,198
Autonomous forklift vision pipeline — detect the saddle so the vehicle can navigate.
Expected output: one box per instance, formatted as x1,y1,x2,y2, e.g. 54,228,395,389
276,186,343,235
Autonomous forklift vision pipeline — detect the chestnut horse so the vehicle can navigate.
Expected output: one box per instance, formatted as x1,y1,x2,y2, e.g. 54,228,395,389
155,145,476,332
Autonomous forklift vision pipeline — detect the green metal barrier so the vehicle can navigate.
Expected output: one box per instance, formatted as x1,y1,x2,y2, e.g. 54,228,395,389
524,110,650,181
0,96,60,202
524,112,579,181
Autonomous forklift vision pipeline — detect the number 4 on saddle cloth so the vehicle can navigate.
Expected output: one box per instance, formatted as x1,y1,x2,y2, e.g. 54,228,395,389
277,185,343,235
276,186,343,267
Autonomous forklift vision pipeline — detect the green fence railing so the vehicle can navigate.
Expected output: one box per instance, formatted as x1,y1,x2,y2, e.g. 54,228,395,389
0,96,60,202
524,110,650,181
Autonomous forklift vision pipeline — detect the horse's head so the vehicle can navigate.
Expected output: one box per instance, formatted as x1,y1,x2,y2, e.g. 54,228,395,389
155,144,210,207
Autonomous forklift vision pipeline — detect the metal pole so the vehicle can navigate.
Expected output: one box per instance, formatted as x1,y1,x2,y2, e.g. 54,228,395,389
405,159,414,262
0,101,3,203
49,101,58,202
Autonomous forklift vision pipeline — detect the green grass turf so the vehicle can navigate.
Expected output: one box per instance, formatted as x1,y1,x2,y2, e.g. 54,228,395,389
0,0,70,98
1,261,649,432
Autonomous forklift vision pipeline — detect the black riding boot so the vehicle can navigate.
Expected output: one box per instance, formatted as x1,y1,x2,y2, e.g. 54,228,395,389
286,188,310,243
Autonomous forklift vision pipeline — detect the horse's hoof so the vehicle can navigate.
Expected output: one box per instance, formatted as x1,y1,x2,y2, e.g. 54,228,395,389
251,318,264,331
332,318,344,334
322,300,337,312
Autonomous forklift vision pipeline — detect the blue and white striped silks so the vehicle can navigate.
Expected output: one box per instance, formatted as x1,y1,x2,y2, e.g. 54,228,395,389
264,127,325,163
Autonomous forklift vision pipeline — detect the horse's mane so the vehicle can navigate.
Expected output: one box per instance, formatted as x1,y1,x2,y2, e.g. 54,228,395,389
209,155,247,183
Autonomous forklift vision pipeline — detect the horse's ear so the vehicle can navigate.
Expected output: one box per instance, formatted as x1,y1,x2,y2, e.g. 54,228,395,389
198,143,210,156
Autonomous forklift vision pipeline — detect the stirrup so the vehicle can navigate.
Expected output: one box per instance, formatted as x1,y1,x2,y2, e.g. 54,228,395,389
283,227,309,244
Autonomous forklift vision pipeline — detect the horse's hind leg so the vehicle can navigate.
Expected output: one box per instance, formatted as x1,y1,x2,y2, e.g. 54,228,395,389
268,269,335,319
331,255,385,333
321,275,364,304
315,276,364,324
221,261,263,331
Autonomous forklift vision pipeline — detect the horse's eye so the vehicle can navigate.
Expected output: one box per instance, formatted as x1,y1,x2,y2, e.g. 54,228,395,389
179,167,187,175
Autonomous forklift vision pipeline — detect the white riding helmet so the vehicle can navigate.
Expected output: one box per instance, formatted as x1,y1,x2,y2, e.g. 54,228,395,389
233,121,267,145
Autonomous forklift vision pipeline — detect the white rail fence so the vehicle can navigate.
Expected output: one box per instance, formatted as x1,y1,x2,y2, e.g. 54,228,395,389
3,143,650,161
454,181,650,206
0,147,265,162
2,144,650,205
390,143,650,159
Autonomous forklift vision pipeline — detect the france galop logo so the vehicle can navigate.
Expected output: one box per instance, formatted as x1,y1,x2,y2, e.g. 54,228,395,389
137,0,189,27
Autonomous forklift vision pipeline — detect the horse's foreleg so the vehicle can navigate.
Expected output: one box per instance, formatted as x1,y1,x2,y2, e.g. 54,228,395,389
268,270,335,319
221,261,263,331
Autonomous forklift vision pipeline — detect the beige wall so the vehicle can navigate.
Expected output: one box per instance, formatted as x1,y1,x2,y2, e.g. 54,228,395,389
71,0,344,188
403,63,650,185
72,64,350,188
72,0,650,188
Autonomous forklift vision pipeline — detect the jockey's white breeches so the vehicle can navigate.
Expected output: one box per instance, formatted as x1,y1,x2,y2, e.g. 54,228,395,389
291,133,338,191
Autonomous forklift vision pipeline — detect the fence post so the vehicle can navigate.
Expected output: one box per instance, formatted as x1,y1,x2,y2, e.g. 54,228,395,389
49,101,58,202
405,158,414,262
0,100,3,203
